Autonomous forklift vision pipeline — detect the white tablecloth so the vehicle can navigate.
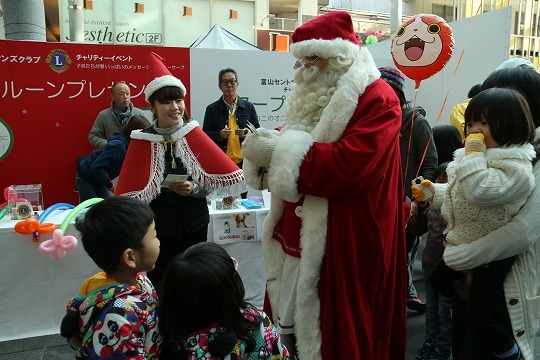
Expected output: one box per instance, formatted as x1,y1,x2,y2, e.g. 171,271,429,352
0,205,268,342
0,211,100,342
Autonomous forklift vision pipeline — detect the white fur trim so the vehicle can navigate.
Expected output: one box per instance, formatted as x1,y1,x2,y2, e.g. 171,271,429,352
484,143,536,161
243,159,268,190
144,74,186,102
312,48,380,142
454,143,536,162
268,130,314,203
291,38,359,61
294,195,328,359
262,196,286,324
130,129,162,141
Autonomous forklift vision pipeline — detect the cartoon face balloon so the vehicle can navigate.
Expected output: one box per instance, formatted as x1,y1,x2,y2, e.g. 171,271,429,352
391,14,454,89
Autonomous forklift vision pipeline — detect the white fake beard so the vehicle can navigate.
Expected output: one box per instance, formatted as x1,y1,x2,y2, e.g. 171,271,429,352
283,64,346,133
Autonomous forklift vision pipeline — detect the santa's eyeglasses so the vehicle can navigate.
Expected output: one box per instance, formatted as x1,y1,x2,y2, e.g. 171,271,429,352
302,56,319,67
293,56,319,70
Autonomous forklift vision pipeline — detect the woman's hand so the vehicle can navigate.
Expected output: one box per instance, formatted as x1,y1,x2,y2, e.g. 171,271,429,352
168,181,193,196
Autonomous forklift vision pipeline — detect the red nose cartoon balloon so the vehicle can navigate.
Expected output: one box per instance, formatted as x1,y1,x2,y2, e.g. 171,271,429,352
391,14,454,89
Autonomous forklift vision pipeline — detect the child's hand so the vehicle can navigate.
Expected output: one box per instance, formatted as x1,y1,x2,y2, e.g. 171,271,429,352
411,177,434,202
465,133,486,155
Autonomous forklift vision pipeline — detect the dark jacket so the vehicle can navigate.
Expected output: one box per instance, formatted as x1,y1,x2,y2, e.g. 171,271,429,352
78,133,127,188
141,126,209,237
400,106,438,198
202,96,260,153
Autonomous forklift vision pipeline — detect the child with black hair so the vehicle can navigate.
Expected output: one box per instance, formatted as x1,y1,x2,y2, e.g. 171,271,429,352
159,242,289,359
60,196,161,359
413,87,536,360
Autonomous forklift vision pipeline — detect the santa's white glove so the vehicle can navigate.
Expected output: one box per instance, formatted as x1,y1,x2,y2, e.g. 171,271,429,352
411,177,435,202
241,128,279,169
465,133,486,155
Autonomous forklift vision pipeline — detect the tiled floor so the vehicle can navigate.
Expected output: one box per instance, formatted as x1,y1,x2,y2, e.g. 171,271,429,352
0,280,427,359
0,334,72,360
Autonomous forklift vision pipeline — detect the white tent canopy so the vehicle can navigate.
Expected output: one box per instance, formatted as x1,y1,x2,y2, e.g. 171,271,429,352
191,24,261,51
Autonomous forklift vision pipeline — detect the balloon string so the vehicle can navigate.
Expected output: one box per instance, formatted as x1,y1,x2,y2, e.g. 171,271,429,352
415,3,482,178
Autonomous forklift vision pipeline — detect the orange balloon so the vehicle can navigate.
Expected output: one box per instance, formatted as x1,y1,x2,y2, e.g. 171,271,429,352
14,218,56,243
391,14,454,89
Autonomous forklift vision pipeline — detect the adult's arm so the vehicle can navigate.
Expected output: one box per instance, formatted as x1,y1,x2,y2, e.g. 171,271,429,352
202,103,225,146
88,112,107,149
444,162,540,271
248,101,260,128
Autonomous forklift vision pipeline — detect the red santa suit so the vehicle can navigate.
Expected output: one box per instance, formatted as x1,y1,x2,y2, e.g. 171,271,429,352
242,11,407,360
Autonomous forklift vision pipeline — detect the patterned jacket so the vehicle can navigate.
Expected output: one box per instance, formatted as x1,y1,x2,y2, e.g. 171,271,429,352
171,307,288,359
61,273,161,359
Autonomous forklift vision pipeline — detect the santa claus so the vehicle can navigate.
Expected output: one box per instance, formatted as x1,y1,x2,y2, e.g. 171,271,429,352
242,11,407,360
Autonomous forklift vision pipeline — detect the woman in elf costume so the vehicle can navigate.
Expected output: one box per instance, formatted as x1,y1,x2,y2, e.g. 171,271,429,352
115,52,247,291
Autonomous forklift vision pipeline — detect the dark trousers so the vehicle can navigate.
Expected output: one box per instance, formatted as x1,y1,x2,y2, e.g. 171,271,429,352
147,225,208,294
76,174,111,203
437,257,515,359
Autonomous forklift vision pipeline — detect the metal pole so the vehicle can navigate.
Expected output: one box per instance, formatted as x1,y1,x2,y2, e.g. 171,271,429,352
1,0,46,41
390,0,402,35
68,0,84,42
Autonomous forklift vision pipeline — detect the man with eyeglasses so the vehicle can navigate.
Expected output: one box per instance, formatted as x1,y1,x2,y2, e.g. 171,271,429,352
202,68,260,198
88,81,147,149
241,11,406,360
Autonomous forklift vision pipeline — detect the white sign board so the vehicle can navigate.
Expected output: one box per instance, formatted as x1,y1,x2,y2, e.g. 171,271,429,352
190,48,296,130
59,0,163,44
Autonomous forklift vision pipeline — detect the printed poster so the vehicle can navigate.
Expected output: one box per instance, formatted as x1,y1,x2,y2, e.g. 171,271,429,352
212,211,257,244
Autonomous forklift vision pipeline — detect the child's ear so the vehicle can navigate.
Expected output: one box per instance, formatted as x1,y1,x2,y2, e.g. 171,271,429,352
121,248,137,269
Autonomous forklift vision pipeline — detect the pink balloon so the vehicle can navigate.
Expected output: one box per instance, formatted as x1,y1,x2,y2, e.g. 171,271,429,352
39,229,78,261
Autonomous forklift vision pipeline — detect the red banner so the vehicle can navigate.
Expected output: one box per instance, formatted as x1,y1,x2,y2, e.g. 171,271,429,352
0,40,190,206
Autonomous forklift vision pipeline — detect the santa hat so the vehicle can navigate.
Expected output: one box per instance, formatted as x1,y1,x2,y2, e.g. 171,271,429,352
290,11,360,60
144,52,187,103
378,66,405,93
115,121,248,202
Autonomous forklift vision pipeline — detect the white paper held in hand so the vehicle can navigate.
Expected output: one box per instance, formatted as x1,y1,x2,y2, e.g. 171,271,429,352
162,174,189,188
